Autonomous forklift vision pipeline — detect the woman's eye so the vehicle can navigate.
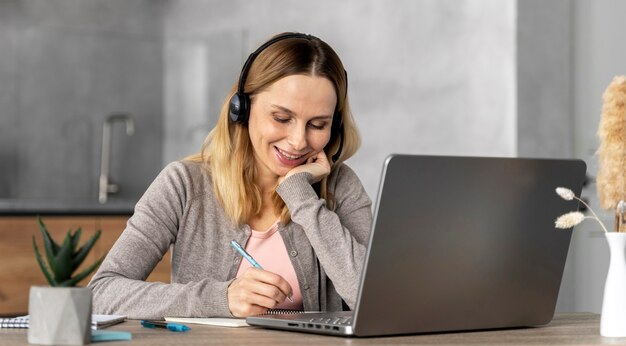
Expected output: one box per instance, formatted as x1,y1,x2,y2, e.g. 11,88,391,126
308,122,327,130
273,116,290,124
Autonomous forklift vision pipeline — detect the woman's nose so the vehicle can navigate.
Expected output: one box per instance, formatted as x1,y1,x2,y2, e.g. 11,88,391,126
287,125,307,151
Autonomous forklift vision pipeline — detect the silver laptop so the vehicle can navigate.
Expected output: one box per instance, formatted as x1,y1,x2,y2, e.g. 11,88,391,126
246,154,587,337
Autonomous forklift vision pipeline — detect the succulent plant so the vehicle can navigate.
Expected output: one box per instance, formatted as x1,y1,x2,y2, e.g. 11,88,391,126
32,217,105,287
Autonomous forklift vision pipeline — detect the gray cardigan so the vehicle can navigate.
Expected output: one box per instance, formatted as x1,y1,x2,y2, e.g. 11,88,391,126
88,160,372,319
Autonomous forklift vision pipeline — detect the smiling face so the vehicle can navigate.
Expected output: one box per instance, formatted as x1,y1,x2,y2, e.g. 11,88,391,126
248,74,337,185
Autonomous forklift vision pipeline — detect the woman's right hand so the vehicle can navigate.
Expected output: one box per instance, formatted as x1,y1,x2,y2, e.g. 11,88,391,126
227,268,293,317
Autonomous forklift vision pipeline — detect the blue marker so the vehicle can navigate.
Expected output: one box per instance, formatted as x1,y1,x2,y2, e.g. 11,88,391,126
140,320,190,332
230,240,293,302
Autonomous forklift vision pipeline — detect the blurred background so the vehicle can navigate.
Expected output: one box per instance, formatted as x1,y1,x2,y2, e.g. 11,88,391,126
0,0,624,314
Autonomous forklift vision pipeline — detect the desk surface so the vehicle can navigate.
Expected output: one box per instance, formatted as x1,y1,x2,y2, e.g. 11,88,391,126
2,313,626,345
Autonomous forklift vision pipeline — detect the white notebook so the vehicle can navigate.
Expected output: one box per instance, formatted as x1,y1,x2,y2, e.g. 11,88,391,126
165,317,249,328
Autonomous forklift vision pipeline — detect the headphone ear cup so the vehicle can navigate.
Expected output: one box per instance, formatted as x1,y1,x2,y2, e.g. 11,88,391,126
228,93,242,123
229,93,251,124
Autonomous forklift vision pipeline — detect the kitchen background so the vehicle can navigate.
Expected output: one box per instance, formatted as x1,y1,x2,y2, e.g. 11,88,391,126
0,0,624,314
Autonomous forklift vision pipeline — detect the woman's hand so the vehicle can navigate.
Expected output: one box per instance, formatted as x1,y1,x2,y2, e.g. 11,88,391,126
227,268,293,317
281,150,331,185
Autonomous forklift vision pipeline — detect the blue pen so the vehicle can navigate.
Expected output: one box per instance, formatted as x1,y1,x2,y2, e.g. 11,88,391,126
231,240,293,302
140,320,190,332
231,240,264,269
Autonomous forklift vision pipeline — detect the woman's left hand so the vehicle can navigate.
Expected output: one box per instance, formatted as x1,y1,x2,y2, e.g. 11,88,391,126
281,151,331,184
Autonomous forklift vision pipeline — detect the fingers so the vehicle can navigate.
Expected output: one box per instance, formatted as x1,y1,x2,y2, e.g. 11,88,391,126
305,150,329,166
281,151,331,184
313,150,330,166
305,151,331,183
246,269,293,303
227,268,293,317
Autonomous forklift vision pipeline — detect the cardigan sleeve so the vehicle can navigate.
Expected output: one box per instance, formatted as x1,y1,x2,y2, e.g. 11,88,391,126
87,162,234,319
275,164,372,309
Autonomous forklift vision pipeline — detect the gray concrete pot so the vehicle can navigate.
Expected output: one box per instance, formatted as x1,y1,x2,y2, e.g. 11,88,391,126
28,286,92,345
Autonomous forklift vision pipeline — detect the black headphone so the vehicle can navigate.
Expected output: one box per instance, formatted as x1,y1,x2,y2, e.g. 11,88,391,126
228,33,346,162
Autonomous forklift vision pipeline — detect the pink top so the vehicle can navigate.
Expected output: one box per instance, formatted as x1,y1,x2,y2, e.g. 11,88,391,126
235,221,304,310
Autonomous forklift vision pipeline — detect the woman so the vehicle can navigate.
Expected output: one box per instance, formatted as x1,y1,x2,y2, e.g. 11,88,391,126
88,32,372,319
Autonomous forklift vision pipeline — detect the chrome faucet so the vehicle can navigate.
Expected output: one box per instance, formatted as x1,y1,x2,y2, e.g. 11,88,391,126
99,113,135,204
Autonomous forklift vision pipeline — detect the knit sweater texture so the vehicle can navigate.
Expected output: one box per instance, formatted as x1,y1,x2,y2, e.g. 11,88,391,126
88,160,372,319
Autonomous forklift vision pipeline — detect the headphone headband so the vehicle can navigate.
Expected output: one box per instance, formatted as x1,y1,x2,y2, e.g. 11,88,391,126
236,33,314,97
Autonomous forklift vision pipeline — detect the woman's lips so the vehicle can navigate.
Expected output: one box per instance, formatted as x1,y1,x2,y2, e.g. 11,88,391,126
274,146,308,167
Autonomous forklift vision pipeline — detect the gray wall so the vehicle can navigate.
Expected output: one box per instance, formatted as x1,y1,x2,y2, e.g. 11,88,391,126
0,0,19,198
162,0,517,202
0,0,165,202
517,0,573,159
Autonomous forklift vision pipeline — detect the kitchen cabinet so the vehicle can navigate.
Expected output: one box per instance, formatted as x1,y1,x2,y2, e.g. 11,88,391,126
0,216,171,316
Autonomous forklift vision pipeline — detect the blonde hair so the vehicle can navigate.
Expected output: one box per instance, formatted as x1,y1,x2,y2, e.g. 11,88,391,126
187,33,361,226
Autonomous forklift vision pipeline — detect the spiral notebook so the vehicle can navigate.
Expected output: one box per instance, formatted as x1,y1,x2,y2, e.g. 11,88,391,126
0,314,126,330
0,316,28,328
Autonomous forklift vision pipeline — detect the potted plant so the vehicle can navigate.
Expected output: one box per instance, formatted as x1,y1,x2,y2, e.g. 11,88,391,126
28,217,105,346
555,75,626,337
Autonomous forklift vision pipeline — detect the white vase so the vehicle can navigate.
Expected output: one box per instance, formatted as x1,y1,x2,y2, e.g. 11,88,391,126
28,286,92,346
600,232,626,337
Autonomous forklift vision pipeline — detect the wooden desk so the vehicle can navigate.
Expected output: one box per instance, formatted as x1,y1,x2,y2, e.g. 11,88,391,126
1,313,625,345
